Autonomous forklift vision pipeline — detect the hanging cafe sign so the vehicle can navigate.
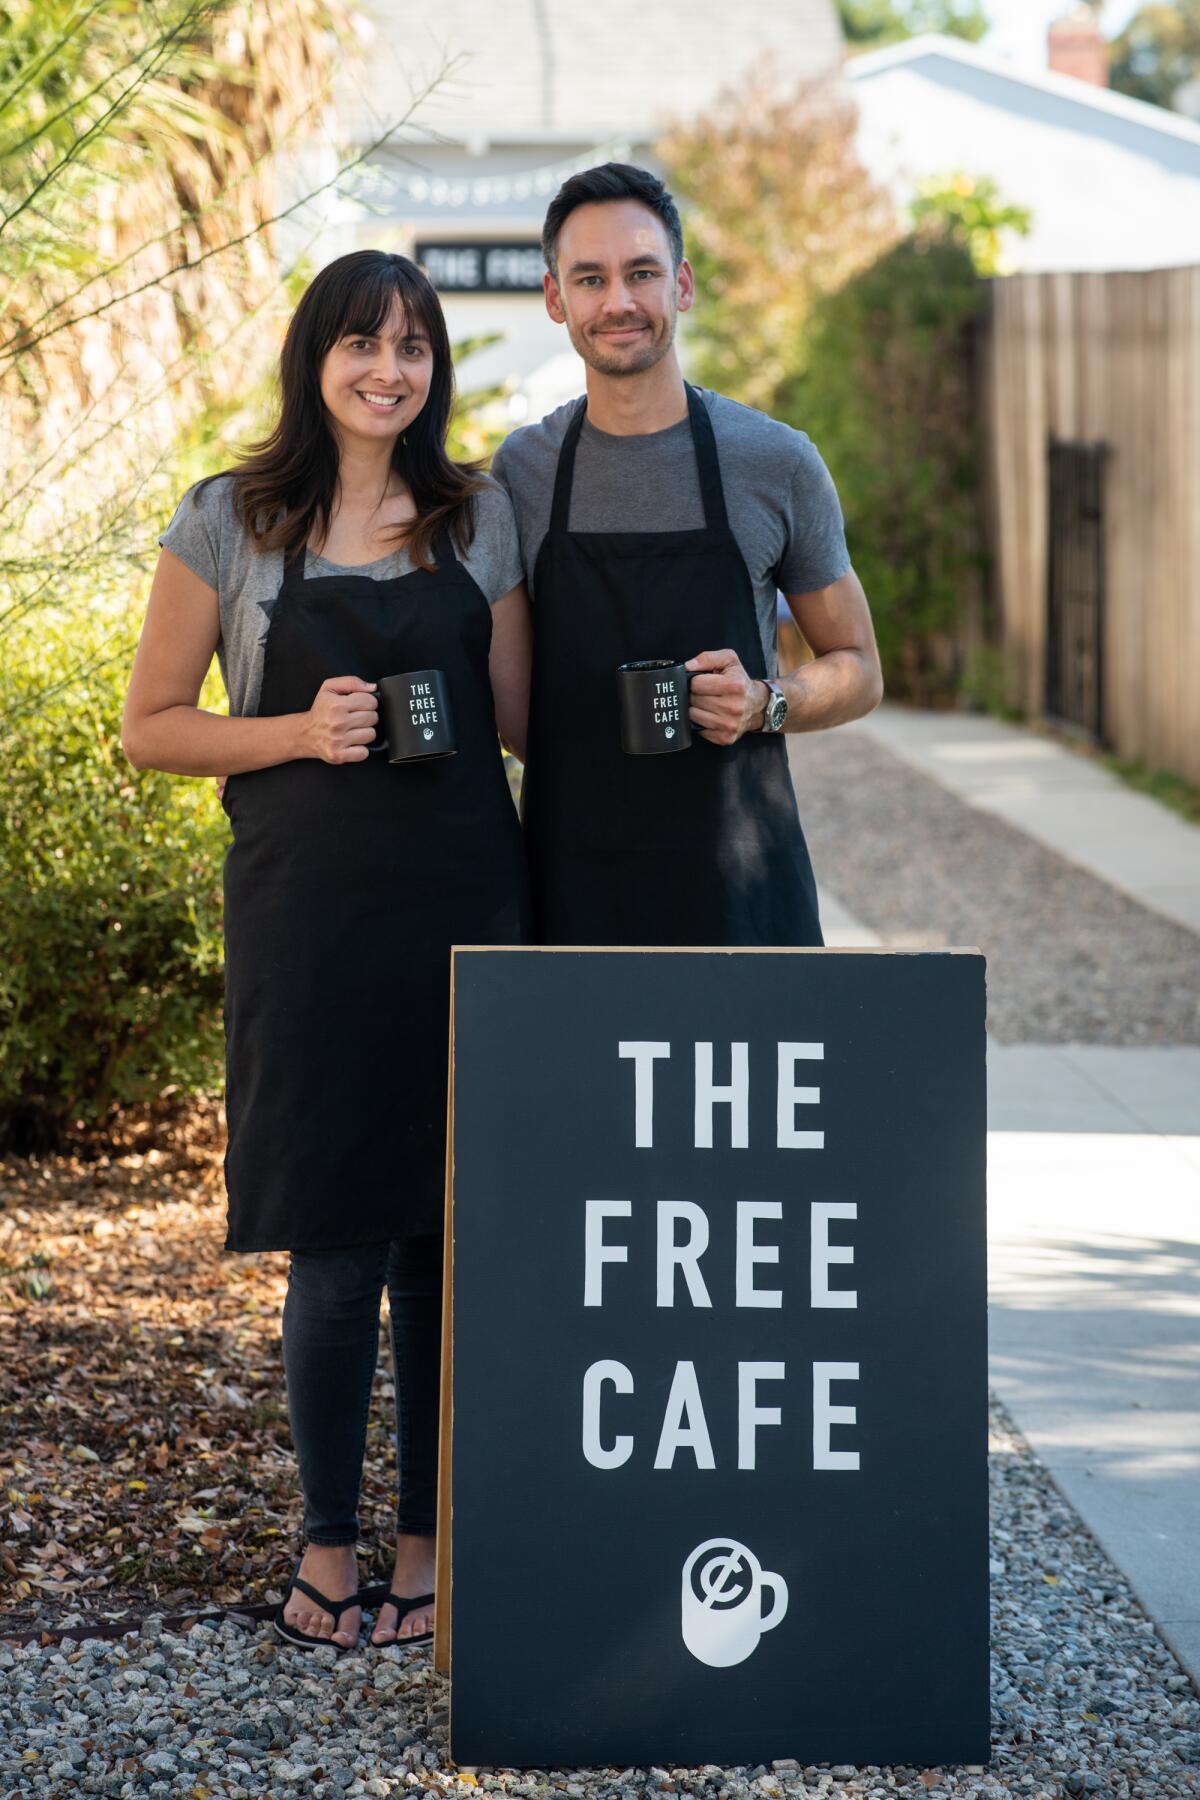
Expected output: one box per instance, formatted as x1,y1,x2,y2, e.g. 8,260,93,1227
416,241,545,294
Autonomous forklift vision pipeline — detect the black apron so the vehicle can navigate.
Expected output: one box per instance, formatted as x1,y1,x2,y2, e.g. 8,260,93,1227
220,533,528,1252
522,384,823,948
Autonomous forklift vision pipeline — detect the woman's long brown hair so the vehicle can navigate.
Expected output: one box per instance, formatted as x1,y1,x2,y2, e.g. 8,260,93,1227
197,250,484,569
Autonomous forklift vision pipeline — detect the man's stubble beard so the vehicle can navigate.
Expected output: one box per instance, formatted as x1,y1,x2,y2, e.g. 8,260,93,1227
570,310,677,378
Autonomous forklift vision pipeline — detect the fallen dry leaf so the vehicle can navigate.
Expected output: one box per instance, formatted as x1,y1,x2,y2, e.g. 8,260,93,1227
1,1111,401,1633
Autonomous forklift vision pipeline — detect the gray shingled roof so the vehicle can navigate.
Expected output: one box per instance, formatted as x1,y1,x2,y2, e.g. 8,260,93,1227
350,0,844,142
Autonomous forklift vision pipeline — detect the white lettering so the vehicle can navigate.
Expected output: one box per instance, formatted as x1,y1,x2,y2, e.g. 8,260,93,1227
579,1357,863,1470
813,1362,860,1470
811,1202,857,1308
426,247,480,288
735,1201,782,1308
694,1042,749,1149
618,1041,671,1148
654,1361,715,1470
583,1199,631,1306
656,1201,712,1308
582,1360,633,1469
738,1361,785,1469
777,1042,824,1149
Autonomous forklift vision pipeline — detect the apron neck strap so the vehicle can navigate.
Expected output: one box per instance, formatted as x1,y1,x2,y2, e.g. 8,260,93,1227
684,383,729,534
548,396,589,535
432,520,456,566
548,384,729,535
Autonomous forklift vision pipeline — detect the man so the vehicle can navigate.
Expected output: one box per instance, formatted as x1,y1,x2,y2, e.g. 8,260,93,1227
491,163,882,947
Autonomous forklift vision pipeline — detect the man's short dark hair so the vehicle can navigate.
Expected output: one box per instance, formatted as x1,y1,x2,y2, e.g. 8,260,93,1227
542,163,685,279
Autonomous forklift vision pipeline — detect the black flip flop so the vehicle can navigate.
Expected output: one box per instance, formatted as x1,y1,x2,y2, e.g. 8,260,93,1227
368,1589,435,1647
273,1561,376,1653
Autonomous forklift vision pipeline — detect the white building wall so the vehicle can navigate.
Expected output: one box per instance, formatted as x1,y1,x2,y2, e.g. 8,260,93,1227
848,47,1200,273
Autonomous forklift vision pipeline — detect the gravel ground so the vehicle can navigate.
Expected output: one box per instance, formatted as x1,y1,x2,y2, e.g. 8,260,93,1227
794,731,1200,1046
3,1400,1197,1800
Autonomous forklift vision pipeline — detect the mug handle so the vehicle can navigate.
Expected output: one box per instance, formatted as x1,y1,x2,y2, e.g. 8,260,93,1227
757,1571,788,1633
367,687,388,755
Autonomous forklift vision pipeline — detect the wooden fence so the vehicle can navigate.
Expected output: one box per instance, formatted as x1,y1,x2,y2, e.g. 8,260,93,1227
979,266,1200,784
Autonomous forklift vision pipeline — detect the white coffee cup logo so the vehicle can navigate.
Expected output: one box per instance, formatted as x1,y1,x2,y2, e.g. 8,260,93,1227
681,1538,788,1668
423,728,434,740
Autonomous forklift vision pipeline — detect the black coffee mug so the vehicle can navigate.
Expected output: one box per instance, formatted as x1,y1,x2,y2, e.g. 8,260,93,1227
371,669,456,763
616,660,692,755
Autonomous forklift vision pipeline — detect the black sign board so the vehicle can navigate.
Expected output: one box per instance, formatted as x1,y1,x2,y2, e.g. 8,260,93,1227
441,948,988,1770
416,241,544,293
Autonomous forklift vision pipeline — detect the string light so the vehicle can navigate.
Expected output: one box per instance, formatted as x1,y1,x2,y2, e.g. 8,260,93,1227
340,139,636,210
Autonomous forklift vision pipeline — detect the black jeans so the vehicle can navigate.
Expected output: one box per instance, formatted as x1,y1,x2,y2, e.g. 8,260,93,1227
281,1234,442,1547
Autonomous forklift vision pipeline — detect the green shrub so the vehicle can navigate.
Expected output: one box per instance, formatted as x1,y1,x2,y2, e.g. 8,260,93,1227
0,608,227,1152
796,233,989,703
959,645,1023,722
0,0,450,1153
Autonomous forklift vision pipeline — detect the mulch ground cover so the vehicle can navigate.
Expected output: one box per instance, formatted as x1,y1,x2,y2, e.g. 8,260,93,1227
0,1108,397,1639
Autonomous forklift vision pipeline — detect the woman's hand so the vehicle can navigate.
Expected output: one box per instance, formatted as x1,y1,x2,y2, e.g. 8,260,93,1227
208,677,377,798
488,584,532,763
298,676,380,763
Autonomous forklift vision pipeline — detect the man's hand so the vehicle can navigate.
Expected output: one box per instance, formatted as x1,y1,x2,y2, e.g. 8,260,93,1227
685,649,768,746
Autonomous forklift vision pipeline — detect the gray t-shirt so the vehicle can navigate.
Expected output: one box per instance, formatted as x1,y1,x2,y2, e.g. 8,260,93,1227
490,387,850,677
159,472,524,717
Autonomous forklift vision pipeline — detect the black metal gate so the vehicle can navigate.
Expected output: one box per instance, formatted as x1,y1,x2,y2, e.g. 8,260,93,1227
1046,438,1109,742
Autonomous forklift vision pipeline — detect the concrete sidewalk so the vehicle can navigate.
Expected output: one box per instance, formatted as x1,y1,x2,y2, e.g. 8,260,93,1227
817,713,1200,1686
821,905,1200,1687
987,1044,1200,1687
849,704,1200,936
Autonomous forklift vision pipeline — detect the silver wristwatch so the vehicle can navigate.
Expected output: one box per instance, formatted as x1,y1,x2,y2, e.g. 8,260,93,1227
760,680,788,733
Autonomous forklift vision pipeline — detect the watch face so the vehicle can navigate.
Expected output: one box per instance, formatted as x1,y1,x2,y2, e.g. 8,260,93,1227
767,691,787,731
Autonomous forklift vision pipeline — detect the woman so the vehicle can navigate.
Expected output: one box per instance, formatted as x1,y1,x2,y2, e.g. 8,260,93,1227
122,251,531,1654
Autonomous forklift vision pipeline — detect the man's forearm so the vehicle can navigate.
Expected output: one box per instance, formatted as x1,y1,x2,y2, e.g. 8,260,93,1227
760,649,883,734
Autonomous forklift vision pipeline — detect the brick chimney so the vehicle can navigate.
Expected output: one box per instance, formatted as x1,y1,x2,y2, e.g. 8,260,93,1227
1047,4,1109,87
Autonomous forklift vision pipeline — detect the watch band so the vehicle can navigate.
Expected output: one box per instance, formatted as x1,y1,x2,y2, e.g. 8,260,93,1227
761,680,788,733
